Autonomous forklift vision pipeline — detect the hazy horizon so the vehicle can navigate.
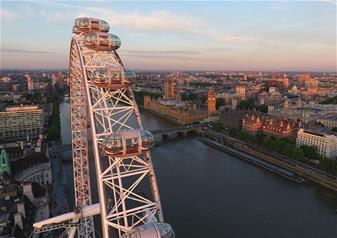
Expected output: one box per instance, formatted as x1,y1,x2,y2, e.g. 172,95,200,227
0,68,336,73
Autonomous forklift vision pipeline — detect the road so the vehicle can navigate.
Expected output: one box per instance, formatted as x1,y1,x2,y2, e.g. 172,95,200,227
201,128,337,191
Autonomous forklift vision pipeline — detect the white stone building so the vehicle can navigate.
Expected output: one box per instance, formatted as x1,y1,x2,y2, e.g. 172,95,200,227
296,129,337,159
317,115,337,129
0,105,44,141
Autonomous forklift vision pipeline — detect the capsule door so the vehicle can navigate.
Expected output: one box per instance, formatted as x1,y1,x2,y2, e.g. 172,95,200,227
122,130,142,156
90,19,100,31
98,34,109,50
140,130,154,150
104,133,123,156
92,66,124,89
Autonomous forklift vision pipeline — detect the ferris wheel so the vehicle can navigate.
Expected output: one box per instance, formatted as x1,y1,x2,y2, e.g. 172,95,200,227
33,17,174,238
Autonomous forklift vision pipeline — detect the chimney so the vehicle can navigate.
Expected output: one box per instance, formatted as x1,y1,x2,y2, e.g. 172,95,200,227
16,201,26,218
14,213,23,229
22,183,34,202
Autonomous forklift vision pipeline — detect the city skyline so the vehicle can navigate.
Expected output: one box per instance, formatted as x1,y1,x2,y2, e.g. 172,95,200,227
0,0,336,71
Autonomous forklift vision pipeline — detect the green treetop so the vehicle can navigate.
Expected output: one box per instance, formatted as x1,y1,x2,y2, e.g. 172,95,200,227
0,149,11,176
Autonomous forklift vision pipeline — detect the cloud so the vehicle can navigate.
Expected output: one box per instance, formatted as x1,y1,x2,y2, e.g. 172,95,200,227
1,48,57,55
120,49,202,60
33,1,202,32
0,8,17,20
122,54,197,60
29,1,251,44
321,0,337,5
120,50,200,55
215,34,255,43
20,6,35,17
40,10,70,21
76,7,251,44
76,8,202,35
34,1,247,42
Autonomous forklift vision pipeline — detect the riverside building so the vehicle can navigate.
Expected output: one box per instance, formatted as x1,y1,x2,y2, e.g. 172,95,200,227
296,129,337,159
0,106,44,141
317,115,337,129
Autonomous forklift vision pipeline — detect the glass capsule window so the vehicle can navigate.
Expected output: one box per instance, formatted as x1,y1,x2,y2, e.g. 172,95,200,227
100,21,110,32
121,223,174,238
104,134,123,154
110,71,122,82
122,233,139,238
85,33,97,44
74,18,110,33
155,223,175,238
109,34,121,48
90,34,97,42
100,35,109,45
79,18,89,27
92,66,125,87
140,130,154,149
124,68,136,80
93,68,109,83
126,138,138,152
72,26,79,34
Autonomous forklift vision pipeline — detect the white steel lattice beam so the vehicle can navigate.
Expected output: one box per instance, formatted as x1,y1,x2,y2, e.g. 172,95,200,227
72,34,164,237
69,38,95,238
32,18,168,238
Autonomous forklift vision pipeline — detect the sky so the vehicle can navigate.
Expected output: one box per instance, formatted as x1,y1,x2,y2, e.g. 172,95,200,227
0,0,336,71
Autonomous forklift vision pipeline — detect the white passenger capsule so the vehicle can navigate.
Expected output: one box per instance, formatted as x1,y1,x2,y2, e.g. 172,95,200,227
102,129,154,157
121,223,175,238
92,66,136,89
73,17,110,34
84,32,121,51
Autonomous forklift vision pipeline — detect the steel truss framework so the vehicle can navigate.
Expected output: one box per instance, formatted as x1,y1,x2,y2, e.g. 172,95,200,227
69,34,163,237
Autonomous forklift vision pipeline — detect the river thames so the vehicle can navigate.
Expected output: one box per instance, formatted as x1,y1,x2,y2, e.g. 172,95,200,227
59,101,337,238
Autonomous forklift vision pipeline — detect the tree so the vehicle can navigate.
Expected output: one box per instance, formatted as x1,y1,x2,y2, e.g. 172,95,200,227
238,131,253,142
238,98,255,110
47,100,61,141
255,104,268,113
229,127,238,137
300,145,320,160
212,122,224,132
216,98,224,110
181,92,198,102
320,96,337,105
291,148,305,161
319,157,337,175
255,131,266,144
331,127,337,132
134,91,161,105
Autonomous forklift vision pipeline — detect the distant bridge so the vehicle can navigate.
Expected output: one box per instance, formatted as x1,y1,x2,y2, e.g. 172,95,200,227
151,124,204,138
51,124,206,152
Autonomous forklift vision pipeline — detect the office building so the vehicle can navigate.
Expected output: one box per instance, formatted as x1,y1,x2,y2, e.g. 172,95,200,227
0,106,44,141
296,129,337,159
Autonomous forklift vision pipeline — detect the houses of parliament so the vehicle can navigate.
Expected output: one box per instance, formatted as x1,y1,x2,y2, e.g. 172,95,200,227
144,79,216,125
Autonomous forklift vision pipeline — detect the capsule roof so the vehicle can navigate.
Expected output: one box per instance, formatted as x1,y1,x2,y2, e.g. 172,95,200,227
73,17,110,34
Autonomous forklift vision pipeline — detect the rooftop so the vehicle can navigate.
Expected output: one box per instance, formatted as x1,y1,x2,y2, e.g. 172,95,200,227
300,128,337,137
5,105,39,112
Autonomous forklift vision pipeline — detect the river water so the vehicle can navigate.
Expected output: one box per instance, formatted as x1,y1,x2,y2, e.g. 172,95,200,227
59,101,337,238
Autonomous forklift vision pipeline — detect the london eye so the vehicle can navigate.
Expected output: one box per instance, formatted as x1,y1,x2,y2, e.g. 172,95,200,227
33,17,174,238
